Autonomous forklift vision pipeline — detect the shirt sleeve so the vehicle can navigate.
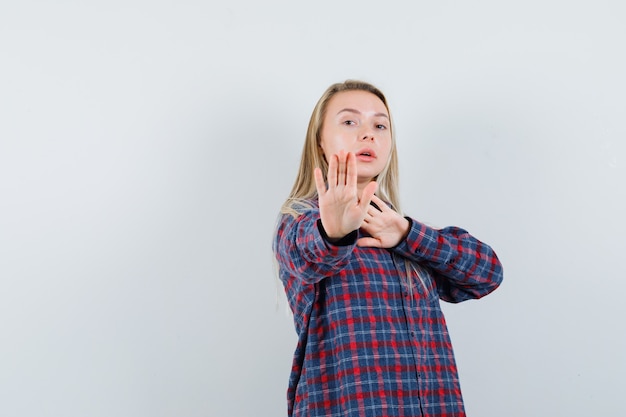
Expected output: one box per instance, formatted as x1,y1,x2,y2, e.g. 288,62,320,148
274,210,357,285
391,217,504,303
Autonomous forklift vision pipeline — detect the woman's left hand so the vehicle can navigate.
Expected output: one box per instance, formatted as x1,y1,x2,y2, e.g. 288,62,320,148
357,195,410,248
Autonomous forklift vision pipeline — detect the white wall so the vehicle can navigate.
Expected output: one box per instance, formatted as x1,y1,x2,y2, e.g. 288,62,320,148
1,1,624,416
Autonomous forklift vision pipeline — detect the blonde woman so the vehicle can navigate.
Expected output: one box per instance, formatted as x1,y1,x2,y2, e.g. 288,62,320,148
273,80,503,417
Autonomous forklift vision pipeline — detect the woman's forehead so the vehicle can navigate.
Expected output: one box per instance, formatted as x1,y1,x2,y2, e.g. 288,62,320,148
327,90,388,115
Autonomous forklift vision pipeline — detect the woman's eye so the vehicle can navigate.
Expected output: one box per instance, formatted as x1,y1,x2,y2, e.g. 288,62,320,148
376,124,387,130
343,120,355,126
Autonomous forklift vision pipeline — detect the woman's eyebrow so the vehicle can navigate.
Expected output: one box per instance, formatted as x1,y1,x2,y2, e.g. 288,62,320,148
337,108,389,119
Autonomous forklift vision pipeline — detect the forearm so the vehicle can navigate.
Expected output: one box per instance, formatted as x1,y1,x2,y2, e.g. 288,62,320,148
274,212,356,285
392,217,503,301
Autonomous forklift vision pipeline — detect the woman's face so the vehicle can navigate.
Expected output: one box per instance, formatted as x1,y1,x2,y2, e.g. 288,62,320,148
320,90,392,186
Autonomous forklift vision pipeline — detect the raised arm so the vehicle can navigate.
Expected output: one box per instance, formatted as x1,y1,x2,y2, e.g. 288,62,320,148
392,218,503,303
357,195,503,302
274,150,377,285
274,210,357,285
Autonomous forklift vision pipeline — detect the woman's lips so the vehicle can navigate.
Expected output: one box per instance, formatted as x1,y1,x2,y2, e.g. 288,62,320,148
356,148,376,161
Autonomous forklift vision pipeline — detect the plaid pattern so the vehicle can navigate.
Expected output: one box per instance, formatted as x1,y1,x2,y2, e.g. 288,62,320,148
274,201,503,417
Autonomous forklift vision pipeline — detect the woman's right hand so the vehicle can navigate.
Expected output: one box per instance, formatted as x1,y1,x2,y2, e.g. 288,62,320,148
314,150,377,240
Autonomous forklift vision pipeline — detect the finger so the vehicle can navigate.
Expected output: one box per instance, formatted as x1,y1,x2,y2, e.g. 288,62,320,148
370,194,388,211
346,151,357,190
326,153,338,187
337,150,347,186
360,220,379,237
314,167,327,196
369,201,383,213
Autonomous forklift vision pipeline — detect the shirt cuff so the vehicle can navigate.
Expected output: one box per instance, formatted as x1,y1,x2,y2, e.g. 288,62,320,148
317,219,358,246
392,217,446,262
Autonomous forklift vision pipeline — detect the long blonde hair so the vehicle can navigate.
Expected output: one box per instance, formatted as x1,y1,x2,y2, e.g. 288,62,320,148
280,80,402,217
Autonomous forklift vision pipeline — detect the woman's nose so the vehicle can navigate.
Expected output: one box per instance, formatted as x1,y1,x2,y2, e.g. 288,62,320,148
360,128,375,141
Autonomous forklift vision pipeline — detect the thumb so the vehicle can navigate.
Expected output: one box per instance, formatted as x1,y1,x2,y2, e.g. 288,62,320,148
357,236,382,248
358,181,378,209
